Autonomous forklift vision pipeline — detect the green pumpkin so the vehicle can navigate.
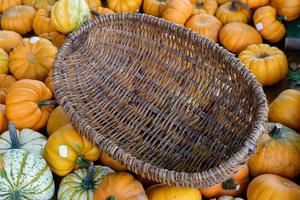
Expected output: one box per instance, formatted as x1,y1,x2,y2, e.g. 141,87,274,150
0,122,47,155
58,165,114,200
0,149,55,200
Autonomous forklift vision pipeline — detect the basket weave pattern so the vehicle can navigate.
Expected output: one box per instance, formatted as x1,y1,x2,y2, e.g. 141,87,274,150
53,14,268,188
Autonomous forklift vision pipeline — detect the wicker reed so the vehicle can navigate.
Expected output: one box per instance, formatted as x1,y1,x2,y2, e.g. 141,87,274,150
53,14,268,188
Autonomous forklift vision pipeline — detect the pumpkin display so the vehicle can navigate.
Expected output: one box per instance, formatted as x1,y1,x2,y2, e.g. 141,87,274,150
0,74,16,104
0,48,8,74
269,89,300,130
0,149,55,199
6,79,56,130
271,0,300,21
0,122,47,155
39,31,67,48
247,174,300,200
215,1,251,25
253,6,286,43
143,0,167,17
85,0,101,8
99,151,127,171
248,122,300,179
0,0,21,13
163,0,193,25
0,30,22,53
0,104,8,132
219,22,262,53
51,0,90,34
238,44,288,86
93,172,148,200
0,5,36,35
146,184,202,200
191,0,218,15
108,0,143,13
47,106,70,135
200,166,249,198
33,8,57,35
58,165,114,200
44,124,101,176
241,0,269,8
22,0,57,9
9,37,58,81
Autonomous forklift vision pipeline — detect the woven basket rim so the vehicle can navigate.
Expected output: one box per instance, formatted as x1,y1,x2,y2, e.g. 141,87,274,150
53,13,268,187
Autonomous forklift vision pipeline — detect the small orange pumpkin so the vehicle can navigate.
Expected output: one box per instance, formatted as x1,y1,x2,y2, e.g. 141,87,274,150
241,0,269,8
85,0,101,8
0,74,16,104
91,6,115,18
1,5,36,35
44,69,53,93
99,151,127,171
0,30,22,53
271,0,300,21
186,13,222,42
108,0,143,13
143,0,167,17
191,0,218,15
0,0,22,13
200,166,249,198
39,31,67,48
33,8,57,35
163,0,193,25
216,0,232,4
22,0,57,9
0,48,9,74
47,106,70,135
0,104,8,133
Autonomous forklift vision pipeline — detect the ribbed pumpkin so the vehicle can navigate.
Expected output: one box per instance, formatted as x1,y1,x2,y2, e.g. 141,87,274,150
143,0,167,17
44,124,101,176
0,5,36,35
238,44,288,86
0,122,47,155
146,184,202,200
0,30,22,53
6,79,55,130
0,74,16,104
0,48,8,74
269,89,300,131
215,1,251,25
85,0,101,8
9,37,58,81
253,6,286,43
108,0,143,13
47,106,70,135
91,6,115,18
22,0,57,9
58,165,114,200
248,122,300,179
163,0,193,25
219,22,262,53
51,0,90,34
0,104,8,133
99,151,127,171
0,0,21,13
33,8,57,35
247,174,300,200
0,149,55,199
186,14,222,42
200,166,249,198
271,0,300,21
191,0,218,15
93,172,148,200
44,69,54,93
241,0,269,8
39,31,66,48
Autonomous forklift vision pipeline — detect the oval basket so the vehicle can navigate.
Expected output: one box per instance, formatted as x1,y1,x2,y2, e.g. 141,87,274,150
53,14,268,188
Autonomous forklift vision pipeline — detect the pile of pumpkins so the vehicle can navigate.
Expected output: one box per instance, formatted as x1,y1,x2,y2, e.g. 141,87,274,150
0,0,300,199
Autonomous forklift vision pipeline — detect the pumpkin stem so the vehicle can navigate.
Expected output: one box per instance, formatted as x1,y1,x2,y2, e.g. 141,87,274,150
276,16,285,21
8,122,21,149
10,190,21,200
196,0,203,8
106,196,117,200
82,165,96,190
230,0,248,11
91,9,100,17
270,124,281,138
37,100,58,107
76,156,91,169
221,178,240,190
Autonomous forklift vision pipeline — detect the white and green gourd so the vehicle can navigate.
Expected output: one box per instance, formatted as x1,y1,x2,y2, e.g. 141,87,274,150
58,165,115,200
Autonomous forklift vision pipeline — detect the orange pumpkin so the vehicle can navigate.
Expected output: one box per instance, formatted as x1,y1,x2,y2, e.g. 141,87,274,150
85,0,101,8
9,37,58,81
47,106,70,135
269,89,300,130
33,8,57,35
216,0,232,4
39,31,66,48
253,6,286,43
93,172,148,200
248,122,300,179
1,5,36,35
99,151,127,171
0,74,16,104
91,6,115,18
247,174,300,200
44,69,53,93
241,0,269,8
0,48,9,74
191,0,218,15
219,22,262,53
186,13,222,42
0,0,22,13
108,0,143,13
0,30,22,53
143,0,167,17
271,0,300,21
6,79,55,130
163,0,193,25
215,1,251,25
22,0,57,9
0,104,8,133
200,166,249,198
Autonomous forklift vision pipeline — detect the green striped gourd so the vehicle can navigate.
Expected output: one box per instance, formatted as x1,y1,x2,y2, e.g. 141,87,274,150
58,165,114,200
0,149,55,200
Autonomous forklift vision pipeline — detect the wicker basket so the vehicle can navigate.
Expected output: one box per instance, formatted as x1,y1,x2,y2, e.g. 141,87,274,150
53,14,268,188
